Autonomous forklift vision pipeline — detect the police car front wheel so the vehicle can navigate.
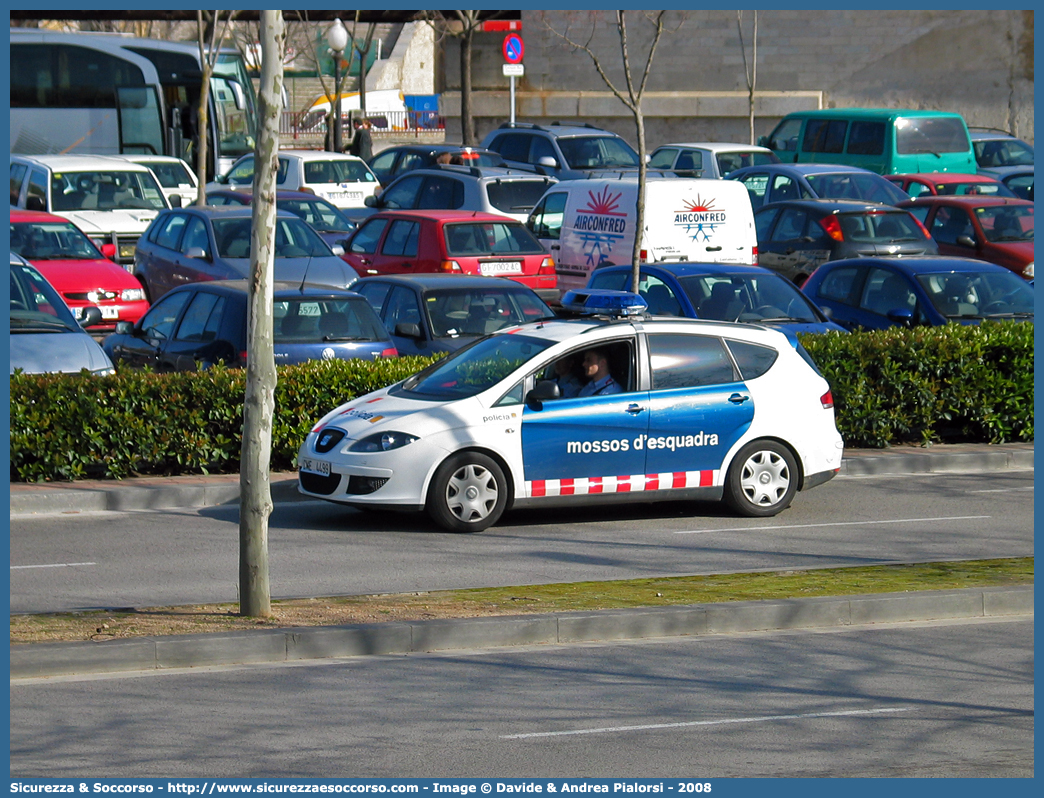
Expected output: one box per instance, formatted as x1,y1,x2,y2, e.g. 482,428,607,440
724,440,799,518
427,452,508,533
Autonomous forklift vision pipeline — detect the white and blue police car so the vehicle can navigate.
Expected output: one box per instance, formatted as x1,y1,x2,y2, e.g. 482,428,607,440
298,290,844,532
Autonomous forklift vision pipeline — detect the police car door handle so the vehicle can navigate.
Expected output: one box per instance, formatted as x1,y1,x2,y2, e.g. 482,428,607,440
728,393,750,404
626,403,644,415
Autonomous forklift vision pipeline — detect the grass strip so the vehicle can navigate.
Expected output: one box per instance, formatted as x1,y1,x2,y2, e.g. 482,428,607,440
11,557,1033,645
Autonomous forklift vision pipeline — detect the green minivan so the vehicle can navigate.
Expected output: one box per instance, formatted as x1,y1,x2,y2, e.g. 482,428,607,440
759,108,977,175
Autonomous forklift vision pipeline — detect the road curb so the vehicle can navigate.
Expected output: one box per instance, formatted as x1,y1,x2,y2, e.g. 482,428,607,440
8,444,1033,516
10,585,1033,680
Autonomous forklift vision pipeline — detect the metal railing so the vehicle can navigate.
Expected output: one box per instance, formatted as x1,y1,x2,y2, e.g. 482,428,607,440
280,110,445,142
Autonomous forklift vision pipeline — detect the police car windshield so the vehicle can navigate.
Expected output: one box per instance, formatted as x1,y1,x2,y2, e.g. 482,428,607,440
399,333,555,400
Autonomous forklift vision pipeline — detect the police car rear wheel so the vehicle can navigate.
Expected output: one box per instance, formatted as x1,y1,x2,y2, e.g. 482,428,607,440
427,452,507,533
724,440,798,517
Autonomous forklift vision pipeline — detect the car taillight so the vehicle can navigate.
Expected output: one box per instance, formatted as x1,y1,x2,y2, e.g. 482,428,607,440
821,390,834,409
818,215,844,242
380,347,398,358
239,350,248,364
440,260,462,273
639,249,648,262
539,256,555,274
751,245,758,265
298,187,315,195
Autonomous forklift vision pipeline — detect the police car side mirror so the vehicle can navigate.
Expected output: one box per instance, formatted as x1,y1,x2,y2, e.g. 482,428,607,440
526,379,561,410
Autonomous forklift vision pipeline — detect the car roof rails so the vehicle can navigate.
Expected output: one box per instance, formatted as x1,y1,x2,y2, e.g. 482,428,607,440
968,126,1015,135
497,121,546,131
550,121,605,131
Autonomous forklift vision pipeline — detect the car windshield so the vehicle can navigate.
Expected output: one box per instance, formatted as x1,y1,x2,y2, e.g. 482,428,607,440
915,270,1034,319
558,136,640,169
49,170,167,212
974,138,1034,167
9,261,80,332
484,180,553,214
443,221,545,256
838,211,927,242
976,205,1034,243
212,217,334,259
303,160,376,184
274,297,386,343
895,116,970,155
10,221,103,261
805,172,908,205
142,161,193,188
935,180,1015,198
715,150,779,176
680,273,822,323
425,287,555,339
278,198,356,233
399,332,555,400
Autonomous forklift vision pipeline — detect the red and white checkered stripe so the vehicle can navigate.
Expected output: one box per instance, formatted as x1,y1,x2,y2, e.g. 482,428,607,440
526,470,718,498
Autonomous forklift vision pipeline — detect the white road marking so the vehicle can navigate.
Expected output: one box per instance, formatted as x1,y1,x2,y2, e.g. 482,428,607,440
969,487,1034,494
11,562,97,570
675,515,991,535
501,706,913,739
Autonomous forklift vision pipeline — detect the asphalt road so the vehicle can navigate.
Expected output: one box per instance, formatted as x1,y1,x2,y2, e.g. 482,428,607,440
9,470,1034,613
9,617,1033,778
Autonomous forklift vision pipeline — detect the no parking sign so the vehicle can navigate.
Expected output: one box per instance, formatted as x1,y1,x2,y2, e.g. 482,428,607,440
502,33,524,64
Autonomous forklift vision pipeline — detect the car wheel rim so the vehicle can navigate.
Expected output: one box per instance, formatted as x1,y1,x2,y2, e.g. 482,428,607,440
446,464,499,523
739,450,790,507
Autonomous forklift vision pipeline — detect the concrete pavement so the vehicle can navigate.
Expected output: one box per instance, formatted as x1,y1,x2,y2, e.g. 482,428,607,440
8,442,1034,679
7,442,1034,516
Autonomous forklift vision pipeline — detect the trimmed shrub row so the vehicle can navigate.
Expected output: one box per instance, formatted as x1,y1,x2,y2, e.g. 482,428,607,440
10,323,1033,482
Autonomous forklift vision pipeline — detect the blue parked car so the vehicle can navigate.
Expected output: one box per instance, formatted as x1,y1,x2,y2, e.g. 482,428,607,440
728,163,910,210
103,280,397,371
801,256,1034,331
585,262,847,335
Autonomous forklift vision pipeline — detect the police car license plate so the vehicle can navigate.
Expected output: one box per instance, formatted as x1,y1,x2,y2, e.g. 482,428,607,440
99,306,120,319
298,457,331,477
480,261,522,275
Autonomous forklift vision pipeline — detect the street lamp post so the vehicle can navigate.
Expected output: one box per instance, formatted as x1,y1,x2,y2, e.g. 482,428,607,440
327,19,348,153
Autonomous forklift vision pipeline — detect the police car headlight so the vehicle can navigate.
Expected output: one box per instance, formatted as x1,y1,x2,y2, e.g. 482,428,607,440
349,431,419,452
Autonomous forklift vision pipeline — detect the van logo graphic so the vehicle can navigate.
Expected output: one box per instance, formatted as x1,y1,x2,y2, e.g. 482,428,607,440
576,187,628,267
674,196,726,242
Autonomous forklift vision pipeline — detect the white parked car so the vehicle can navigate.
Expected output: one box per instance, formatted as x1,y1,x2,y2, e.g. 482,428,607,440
647,142,781,179
207,149,380,209
109,154,199,208
10,154,170,269
298,290,843,532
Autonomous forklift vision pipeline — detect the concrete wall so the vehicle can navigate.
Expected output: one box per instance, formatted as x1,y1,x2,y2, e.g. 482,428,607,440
440,9,1034,148
369,22,436,94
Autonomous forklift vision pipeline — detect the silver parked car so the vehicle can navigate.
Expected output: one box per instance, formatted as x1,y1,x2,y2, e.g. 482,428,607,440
9,252,114,375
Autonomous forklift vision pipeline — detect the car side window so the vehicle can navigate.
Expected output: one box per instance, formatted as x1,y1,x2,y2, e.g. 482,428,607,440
675,150,703,172
815,266,862,305
803,119,847,153
770,208,808,242
140,290,192,341
528,191,567,240
648,334,738,390
417,176,463,209
859,267,917,317
226,158,255,184
276,158,290,185
725,340,779,381
354,281,392,314
930,206,973,245
384,286,423,333
648,148,677,169
770,175,800,203
637,275,683,316
26,168,48,211
767,119,802,152
754,207,778,240
179,217,210,256
381,175,424,209
587,271,630,292
906,181,931,199
530,136,557,164
175,292,225,342
369,150,398,182
846,121,885,155
10,162,27,205
739,173,768,210
491,133,532,163
349,218,389,254
154,214,188,251
381,220,421,257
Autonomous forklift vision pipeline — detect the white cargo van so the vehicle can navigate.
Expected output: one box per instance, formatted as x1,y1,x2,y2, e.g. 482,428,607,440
526,176,757,295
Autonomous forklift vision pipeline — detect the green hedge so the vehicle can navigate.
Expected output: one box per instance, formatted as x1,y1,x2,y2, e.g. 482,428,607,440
9,323,1033,482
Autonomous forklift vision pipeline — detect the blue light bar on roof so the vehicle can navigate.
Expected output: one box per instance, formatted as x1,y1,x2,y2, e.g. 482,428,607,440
560,289,648,316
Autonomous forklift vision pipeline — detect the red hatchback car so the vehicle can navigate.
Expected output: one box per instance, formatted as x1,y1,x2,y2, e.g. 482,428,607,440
897,196,1034,280
886,172,1017,199
9,209,150,330
342,210,558,303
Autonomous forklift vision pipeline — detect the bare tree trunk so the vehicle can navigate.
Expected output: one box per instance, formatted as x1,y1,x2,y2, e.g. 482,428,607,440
239,9,285,619
460,22,475,145
737,11,758,146
195,11,237,201
357,24,376,117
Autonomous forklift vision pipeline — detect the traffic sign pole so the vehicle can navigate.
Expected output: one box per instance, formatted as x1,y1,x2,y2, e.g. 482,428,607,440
502,34,525,126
